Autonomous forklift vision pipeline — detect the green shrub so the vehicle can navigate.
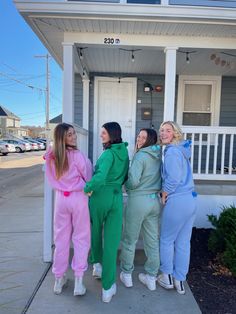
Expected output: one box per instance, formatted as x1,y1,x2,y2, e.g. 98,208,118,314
208,204,236,276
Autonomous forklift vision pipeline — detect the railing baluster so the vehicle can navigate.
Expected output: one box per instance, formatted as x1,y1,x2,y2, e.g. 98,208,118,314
191,133,194,171
198,133,202,174
221,134,226,175
213,133,218,175
228,134,234,175
205,133,210,174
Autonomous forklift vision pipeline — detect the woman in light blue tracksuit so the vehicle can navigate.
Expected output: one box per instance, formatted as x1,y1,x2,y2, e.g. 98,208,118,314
120,128,162,291
157,121,197,295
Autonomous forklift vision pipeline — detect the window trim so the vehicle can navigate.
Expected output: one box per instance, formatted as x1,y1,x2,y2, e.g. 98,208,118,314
177,75,222,127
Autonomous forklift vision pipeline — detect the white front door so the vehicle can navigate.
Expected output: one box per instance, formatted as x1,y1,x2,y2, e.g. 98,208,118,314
93,77,137,161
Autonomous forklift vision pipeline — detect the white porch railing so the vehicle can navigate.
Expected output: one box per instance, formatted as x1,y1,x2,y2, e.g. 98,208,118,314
74,123,89,155
182,126,236,181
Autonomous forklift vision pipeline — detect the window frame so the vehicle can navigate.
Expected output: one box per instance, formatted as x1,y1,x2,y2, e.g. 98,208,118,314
177,75,222,127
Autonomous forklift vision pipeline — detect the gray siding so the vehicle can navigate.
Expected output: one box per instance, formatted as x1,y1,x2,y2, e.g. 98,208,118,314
220,76,236,126
219,76,236,168
74,74,83,126
135,75,165,133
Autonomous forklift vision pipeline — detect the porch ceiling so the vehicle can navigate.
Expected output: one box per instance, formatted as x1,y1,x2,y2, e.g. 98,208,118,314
28,16,236,73
76,46,236,76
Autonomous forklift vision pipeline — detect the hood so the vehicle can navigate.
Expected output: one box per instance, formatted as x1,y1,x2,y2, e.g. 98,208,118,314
165,140,191,159
109,142,129,161
138,145,161,160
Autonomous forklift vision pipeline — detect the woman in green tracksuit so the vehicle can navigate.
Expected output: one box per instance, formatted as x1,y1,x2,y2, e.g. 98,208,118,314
120,128,162,291
84,122,129,303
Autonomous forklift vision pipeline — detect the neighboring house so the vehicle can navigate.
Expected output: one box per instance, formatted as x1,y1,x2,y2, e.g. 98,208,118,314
15,0,236,261
0,105,29,138
49,114,62,139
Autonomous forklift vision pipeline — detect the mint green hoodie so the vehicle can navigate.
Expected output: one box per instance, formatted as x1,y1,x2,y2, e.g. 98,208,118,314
84,142,129,193
125,145,162,196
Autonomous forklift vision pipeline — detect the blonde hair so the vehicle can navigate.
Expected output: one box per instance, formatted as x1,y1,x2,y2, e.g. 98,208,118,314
53,123,76,179
159,121,183,145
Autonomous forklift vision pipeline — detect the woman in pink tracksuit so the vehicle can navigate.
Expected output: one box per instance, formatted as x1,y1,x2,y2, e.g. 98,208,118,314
44,122,92,296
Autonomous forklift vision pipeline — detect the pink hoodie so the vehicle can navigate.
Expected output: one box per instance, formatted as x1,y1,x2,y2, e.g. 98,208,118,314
44,148,92,193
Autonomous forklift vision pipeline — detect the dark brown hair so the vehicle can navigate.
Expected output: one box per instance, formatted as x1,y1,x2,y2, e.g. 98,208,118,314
137,128,157,150
102,122,122,149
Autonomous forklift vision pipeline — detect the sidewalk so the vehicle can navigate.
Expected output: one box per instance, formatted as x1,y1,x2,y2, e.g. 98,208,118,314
0,163,201,314
27,263,201,314
0,177,45,314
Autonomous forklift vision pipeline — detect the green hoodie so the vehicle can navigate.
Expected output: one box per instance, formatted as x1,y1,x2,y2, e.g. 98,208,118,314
84,142,129,193
125,145,162,196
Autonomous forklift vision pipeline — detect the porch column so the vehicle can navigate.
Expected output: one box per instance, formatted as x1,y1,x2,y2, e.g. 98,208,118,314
62,42,75,124
82,78,90,130
163,47,178,121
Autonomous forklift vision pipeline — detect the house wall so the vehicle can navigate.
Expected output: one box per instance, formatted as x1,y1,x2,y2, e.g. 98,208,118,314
74,74,236,164
6,118,14,127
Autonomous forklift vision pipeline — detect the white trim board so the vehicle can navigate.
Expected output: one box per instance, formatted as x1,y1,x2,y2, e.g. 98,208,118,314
93,76,137,163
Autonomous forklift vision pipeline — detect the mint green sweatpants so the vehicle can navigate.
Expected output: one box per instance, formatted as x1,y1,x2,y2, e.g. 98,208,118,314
120,193,161,277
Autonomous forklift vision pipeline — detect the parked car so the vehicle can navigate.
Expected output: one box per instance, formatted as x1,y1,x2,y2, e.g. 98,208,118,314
24,137,45,150
0,140,16,155
34,140,46,150
21,139,39,151
3,139,30,153
35,138,47,149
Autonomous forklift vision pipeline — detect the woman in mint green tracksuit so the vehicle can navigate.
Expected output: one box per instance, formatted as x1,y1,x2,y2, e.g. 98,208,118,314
84,122,129,303
120,128,162,291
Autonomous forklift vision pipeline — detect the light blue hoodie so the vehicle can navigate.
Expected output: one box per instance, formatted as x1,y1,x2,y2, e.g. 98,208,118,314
162,140,196,197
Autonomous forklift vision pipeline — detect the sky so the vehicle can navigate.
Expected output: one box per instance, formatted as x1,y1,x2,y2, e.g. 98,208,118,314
0,0,62,127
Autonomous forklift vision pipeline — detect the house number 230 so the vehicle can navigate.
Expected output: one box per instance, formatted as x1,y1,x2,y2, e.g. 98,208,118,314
104,38,120,45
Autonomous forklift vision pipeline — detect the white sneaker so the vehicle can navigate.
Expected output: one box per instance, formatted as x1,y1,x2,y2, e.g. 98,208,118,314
53,275,68,294
74,276,86,296
102,283,117,303
93,263,102,278
173,278,186,295
120,271,133,288
138,273,156,291
157,273,174,290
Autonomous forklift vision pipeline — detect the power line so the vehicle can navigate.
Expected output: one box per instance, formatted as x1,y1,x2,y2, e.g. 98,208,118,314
0,71,45,92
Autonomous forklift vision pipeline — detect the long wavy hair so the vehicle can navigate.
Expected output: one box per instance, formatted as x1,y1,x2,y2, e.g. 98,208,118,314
53,123,76,179
136,128,158,151
159,121,183,145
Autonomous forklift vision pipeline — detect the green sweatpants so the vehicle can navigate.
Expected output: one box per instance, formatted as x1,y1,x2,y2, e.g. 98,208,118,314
120,193,161,277
89,185,123,290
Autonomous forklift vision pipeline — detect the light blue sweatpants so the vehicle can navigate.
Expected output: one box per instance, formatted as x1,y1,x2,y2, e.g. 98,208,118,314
160,192,197,281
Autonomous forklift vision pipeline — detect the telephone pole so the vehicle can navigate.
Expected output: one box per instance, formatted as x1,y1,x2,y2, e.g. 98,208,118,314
35,54,51,145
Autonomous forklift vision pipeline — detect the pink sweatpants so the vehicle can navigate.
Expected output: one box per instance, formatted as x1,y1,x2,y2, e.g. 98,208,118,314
52,190,91,278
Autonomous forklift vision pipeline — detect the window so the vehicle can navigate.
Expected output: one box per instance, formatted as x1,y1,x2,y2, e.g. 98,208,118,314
177,76,221,127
